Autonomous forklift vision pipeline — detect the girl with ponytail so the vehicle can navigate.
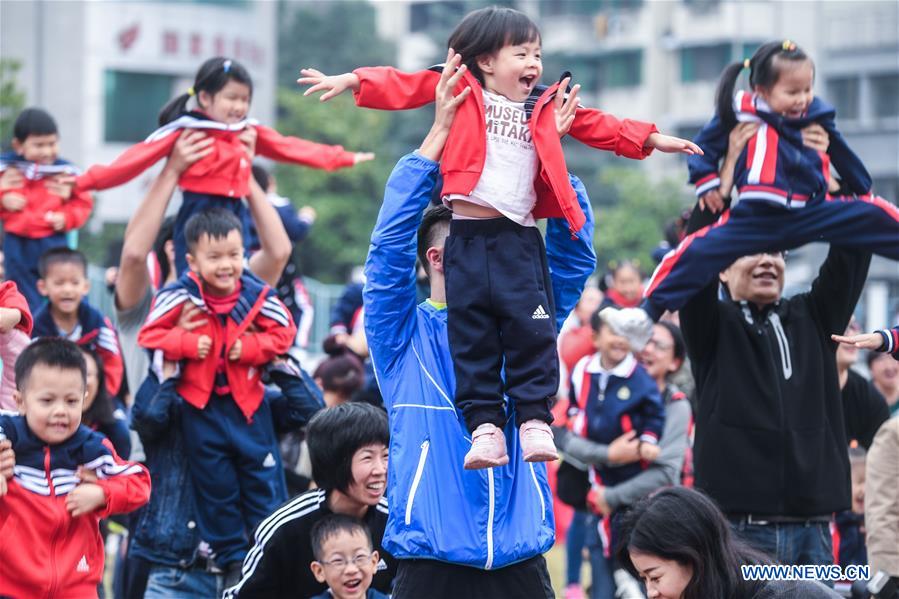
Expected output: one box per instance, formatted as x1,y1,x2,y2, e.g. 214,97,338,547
632,39,899,329
77,56,374,274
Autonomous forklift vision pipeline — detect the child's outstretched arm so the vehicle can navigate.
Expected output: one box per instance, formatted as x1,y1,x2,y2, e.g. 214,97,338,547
76,133,181,192
833,327,898,357
300,48,466,111
253,125,372,172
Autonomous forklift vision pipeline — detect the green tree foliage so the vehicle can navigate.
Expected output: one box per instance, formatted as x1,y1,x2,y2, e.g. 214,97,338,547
273,89,396,283
0,59,26,147
276,0,394,87
590,166,693,273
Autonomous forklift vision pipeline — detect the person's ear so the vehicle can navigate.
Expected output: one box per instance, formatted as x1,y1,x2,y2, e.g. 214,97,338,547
197,90,213,111
477,53,495,76
11,138,23,155
370,549,379,567
82,275,91,295
426,246,444,275
14,389,25,415
310,561,327,583
36,279,48,297
185,252,198,273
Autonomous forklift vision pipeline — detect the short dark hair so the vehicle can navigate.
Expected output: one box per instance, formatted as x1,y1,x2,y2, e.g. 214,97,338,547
447,7,541,85
38,247,88,279
15,337,87,392
307,402,389,493
13,108,58,142
416,204,451,278
313,349,365,400
590,307,607,334
153,216,176,284
310,514,372,561
616,487,769,599
251,163,270,191
184,208,243,253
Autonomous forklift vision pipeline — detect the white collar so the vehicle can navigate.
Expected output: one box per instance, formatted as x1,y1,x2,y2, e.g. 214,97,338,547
585,352,637,377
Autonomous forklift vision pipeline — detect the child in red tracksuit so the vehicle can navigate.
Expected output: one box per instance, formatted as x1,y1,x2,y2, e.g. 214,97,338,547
0,108,93,310
76,56,374,276
0,280,32,410
138,208,296,576
0,338,150,598
299,6,699,470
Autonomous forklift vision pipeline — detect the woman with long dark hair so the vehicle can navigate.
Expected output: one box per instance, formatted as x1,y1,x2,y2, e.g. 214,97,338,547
616,487,841,598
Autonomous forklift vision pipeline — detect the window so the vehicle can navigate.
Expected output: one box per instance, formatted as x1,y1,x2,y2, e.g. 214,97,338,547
871,73,899,118
827,76,860,120
681,44,730,83
598,50,642,88
541,0,639,17
104,71,176,143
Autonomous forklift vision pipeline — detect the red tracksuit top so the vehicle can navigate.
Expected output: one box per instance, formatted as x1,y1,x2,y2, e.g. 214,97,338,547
0,280,33,334
351,65,659,233
137,271,296,421
0,159,93,238
0,416,151,599
75,113,358,198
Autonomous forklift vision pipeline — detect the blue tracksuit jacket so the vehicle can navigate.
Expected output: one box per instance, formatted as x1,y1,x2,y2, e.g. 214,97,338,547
363,152,595,569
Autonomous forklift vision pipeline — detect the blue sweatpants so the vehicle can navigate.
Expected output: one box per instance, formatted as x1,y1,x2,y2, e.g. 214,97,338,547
645,195,899,318
180,394,287,567
2,232,67,311
174,193,251,276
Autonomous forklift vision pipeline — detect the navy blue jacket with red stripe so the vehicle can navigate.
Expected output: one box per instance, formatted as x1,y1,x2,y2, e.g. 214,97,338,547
688,92,872,206
32,299,125,397
568,352,665,488
876,326,899,360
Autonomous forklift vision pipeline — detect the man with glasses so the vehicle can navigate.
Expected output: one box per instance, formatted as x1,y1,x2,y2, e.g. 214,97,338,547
680,204,872,568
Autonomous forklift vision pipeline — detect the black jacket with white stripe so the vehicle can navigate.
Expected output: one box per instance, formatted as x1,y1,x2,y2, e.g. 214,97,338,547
681,206,872,517
223,488,395,598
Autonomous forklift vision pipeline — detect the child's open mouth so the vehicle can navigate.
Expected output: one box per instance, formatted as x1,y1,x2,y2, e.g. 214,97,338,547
519,75,536,89
342,578,362,593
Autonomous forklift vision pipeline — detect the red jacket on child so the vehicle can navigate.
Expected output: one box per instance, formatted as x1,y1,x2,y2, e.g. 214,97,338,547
0,280,33,334
0,155,93,238
0,415,151,599
137,270,296,421
75,113,358,198
351,65,658,233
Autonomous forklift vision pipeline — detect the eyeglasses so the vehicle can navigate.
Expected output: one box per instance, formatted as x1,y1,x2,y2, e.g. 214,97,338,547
320,553,373,571
645,339,673,352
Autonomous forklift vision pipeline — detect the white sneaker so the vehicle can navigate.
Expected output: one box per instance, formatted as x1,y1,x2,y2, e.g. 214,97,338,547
463,423,509,470
599,307,653,351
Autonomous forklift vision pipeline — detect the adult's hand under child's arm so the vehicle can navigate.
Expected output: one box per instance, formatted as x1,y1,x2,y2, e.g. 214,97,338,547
246,175,290,287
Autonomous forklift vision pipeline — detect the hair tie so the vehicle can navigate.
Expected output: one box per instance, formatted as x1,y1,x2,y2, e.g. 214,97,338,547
743,58,750,69
782,40,796,51
223,59,232,73
187,86,195,97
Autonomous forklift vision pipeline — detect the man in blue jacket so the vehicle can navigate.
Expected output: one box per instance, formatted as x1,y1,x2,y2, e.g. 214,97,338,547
365,68,596,598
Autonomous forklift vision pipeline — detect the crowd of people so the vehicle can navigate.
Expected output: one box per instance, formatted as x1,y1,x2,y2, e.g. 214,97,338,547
1,5,898,599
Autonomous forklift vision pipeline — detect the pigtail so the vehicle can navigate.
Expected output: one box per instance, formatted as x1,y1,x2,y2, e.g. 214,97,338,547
714,62,745,131
158,93,192,126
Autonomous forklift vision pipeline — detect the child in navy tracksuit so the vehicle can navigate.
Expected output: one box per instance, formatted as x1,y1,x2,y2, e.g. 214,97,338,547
637,40,899,327
299,6,699,469
566,308,665,586
0,108,93,310
0,339,150,599
76,56,371,276
138,208,296,573
31,248,125,398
